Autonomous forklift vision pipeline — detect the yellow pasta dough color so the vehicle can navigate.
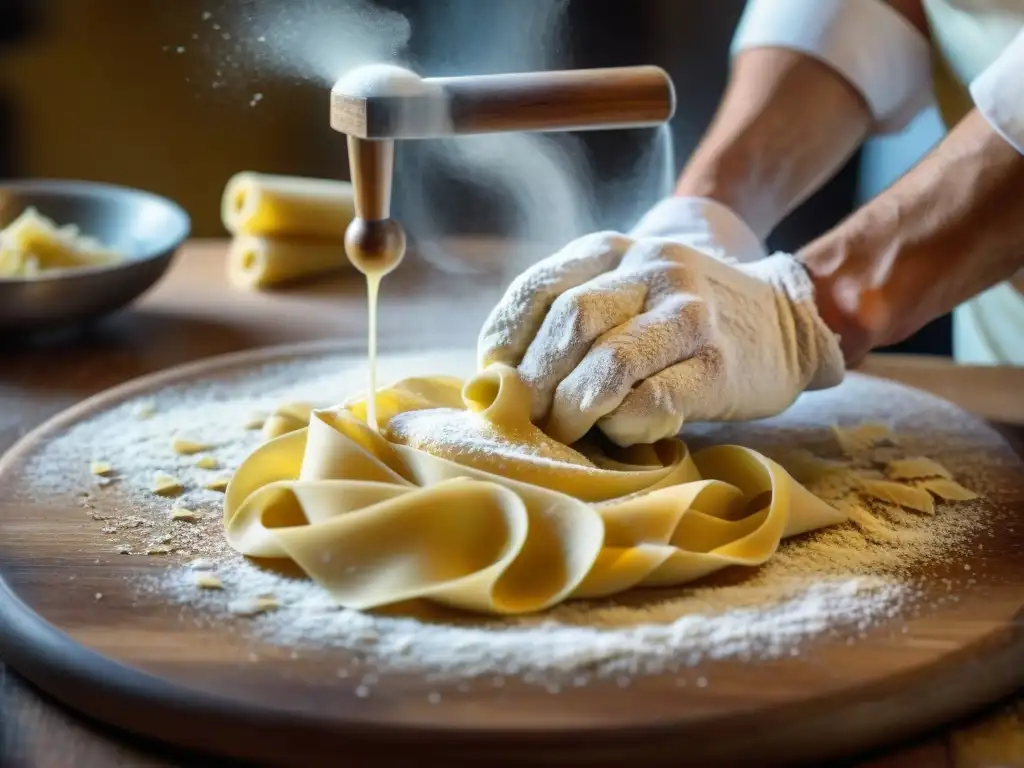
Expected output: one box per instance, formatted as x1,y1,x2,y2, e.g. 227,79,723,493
227,236,349,289
0,207,120,277
224,364,846,616
221,172,355,239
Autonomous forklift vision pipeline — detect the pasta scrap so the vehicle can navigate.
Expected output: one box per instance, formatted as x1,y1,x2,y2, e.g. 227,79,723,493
205,476,232,493
857,477,936,514
885,456,954,481
194,573,224,590
831,422,897,457
920,478,980,502
778,450,850,485
151,473,183,497
229,596,279,617
172,436,211,456
244,413,267,431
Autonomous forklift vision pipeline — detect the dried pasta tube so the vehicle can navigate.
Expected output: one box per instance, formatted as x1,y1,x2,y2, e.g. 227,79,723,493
227,235,349,289
222,172,355,238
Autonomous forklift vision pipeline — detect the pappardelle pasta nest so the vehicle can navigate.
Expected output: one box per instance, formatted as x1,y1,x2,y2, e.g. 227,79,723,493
223,364,846,616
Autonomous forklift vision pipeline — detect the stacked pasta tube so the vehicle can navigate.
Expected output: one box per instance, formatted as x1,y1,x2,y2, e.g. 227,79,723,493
221,172,356,289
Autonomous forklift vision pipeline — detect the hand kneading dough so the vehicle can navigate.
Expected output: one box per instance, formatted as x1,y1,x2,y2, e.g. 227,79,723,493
227,236,348,289
221,172,355,239
224,365,846,616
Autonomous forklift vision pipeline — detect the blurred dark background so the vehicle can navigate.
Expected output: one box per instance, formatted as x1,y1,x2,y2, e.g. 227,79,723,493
0,0,950,355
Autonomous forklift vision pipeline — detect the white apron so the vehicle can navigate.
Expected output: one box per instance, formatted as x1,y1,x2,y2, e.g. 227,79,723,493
923,0,1024,365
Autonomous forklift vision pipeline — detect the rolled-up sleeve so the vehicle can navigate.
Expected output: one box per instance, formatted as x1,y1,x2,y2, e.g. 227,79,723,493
970,28,1024,156
731,0,933,133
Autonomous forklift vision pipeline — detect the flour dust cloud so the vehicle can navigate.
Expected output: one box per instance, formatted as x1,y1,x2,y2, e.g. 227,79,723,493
392,0,599,277
185,0,411,93
184,0,676,276
385,0,677,277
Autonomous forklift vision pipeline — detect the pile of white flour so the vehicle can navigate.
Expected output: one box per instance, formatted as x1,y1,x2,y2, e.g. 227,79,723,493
14,350,1004,690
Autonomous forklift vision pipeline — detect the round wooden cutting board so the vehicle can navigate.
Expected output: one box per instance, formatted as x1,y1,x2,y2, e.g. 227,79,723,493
1,341,1023,767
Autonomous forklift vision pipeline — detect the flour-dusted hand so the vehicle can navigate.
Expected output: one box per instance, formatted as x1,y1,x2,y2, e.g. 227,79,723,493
477,197,845,446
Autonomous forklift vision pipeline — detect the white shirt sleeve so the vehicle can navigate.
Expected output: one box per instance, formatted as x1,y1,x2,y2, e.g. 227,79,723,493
731,0,933,134
629,196,768,263
970,28,1024,156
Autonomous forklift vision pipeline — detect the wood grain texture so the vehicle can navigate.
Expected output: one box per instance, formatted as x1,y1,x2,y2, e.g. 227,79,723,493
1,240,1023,768
346,135,395,223
1,345,1024,767
435,66,676,135
858,356,1024,427
330,66,675,138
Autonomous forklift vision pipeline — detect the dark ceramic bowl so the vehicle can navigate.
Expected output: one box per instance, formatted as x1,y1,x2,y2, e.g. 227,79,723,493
0,179,190,335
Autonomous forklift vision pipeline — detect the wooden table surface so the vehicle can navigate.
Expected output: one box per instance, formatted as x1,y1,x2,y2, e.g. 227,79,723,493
2,240,1024,768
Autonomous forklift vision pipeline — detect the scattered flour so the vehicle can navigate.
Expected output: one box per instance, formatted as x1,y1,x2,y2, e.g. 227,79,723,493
11,349,1013,690
158,560,907,682
174,3,411,98
386,407,597,468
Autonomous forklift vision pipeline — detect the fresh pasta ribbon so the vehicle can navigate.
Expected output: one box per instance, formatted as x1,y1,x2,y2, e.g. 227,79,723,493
224,364,846,616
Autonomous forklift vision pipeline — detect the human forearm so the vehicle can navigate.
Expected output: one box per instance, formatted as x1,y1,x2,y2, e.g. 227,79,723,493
674,48,873,238
674,0,932,239
800,109,1024,365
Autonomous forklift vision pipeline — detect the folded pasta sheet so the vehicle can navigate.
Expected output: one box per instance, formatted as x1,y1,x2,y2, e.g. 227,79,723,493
224,365,850,616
